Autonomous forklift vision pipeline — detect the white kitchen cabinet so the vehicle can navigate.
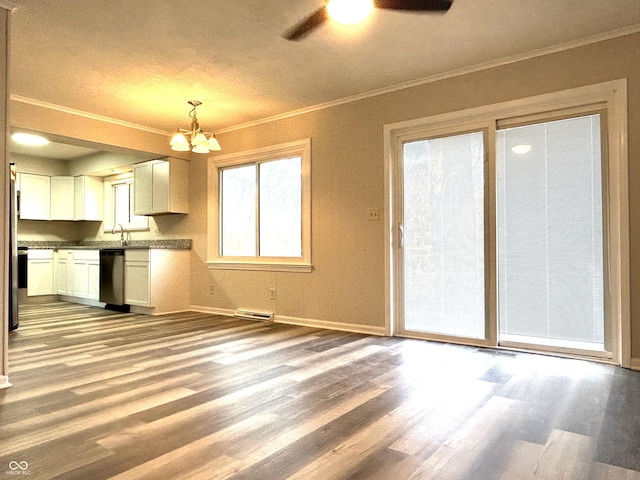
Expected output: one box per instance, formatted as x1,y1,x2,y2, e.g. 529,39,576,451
27,249,54,296
133,158,189,215
124,249,150,306
72,250,100,300
125,249,189,313
74,175,103,221
87,262,100,300
50,176,75,220
56,249,74,295
19,173,51,220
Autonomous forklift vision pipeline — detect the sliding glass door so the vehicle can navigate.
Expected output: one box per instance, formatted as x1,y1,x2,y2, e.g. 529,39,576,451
400,131,487,341
496,114,606,353
396,113,611,358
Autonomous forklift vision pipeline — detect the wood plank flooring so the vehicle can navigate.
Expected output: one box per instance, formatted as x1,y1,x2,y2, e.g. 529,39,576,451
2,301,640,479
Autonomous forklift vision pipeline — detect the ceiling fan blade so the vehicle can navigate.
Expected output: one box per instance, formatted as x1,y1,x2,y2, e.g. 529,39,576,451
374,0,453,11
283,7,328,41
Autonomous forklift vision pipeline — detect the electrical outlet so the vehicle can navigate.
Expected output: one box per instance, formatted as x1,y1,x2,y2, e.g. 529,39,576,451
270,288,276,301
367,208,379,221
209,285,215,295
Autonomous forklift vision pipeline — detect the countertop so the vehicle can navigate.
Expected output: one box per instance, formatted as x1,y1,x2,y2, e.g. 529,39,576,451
18,239,192,250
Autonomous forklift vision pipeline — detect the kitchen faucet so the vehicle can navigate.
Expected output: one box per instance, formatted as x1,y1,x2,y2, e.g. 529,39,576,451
112,223,128,247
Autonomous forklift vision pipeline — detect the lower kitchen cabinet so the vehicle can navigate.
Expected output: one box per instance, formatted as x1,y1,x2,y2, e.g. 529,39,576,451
27,249,54,296
56,249,74,295
124,249,150,306
71,250,100,300
124,249,189,313
28,247,189,313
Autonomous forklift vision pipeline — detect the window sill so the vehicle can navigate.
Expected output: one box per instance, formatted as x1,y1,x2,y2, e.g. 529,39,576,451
207,261,313,273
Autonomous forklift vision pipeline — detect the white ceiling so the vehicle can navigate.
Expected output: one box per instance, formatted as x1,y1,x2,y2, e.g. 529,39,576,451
9,0,640,137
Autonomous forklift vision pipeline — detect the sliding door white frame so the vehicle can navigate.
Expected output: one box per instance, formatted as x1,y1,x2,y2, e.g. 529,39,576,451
384,79,629,366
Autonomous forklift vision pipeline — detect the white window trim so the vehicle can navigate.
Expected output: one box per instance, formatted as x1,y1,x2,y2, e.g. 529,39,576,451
207,138,312,272
103,173,149,232
384,79,629,367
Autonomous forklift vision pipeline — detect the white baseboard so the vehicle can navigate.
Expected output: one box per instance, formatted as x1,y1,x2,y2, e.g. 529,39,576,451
0,375,12,389
190,305,235,317
630,358,640,371
273,315,386,336
59,296,105,308
190,305,386,336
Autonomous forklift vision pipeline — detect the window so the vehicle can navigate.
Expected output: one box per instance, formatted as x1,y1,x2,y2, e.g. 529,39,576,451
103,173,148,232
208,139,311,271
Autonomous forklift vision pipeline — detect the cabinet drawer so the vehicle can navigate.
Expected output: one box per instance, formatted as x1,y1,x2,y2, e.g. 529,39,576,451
125,249,150,262
28,249,54,260
73,249,100,261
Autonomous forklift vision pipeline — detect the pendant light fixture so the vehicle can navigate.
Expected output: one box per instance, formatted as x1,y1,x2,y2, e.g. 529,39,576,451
170,100,221,154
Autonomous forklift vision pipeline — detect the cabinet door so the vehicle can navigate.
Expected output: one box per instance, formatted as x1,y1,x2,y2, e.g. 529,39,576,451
74,176,104,221
72,261,89,298
27,253,54,296
133,163,152,215
124,261,151,306
151,160,170,213
87,262,100,300
28,261,54,295
56,251,70,295
51,176,75,220
20,173,51,220
57,259,67,294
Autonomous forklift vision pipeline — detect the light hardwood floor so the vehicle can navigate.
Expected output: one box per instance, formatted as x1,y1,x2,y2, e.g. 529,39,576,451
2,302,640,479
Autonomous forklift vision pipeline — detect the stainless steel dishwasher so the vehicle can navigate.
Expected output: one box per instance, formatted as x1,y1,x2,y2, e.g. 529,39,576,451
99,249,125,307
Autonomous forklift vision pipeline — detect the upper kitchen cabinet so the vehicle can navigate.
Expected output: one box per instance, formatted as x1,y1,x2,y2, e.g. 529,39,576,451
19,173,51,220
133,158,189,215
51,176,75,220
18,173,103,221
74,175,103,221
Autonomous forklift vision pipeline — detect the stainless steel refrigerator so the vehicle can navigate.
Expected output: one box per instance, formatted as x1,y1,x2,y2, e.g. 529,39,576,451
8,162,18,331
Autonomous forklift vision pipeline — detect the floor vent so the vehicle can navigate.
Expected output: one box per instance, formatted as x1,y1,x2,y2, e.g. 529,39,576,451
233,309,274,322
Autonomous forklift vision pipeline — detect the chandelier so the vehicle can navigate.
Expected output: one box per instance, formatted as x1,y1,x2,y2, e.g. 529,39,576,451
169,100,221,154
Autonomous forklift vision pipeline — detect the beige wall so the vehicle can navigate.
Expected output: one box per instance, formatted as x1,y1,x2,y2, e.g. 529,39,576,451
190,32,640,353
9,32,640,359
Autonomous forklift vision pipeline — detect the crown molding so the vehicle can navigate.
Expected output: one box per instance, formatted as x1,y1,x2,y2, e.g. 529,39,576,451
218,24,640,134
10,94,171,136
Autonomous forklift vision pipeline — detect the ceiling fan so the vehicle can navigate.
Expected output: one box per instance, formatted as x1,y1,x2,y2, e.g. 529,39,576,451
284,0,453,41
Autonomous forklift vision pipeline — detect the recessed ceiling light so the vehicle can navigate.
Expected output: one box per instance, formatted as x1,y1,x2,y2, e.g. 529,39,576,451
511,144,532,154
327,0,374,25
12,132,49,146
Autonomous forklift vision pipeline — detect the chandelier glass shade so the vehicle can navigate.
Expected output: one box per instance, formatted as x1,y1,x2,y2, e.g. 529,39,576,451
170,100,221,154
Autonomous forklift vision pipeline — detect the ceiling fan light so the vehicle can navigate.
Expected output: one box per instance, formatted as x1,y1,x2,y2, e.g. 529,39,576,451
327,0,373,25
208,135,221,151
170,131,190,151
192,144,210,154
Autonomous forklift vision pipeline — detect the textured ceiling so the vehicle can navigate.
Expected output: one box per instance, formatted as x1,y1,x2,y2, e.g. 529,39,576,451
10,0,640,135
